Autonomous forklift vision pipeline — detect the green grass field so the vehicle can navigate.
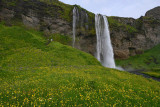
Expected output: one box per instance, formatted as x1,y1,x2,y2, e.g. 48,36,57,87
0,24,160,106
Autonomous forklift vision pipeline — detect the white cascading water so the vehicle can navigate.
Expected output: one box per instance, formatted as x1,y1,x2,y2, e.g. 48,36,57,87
95,14,116,68
72,7,79,48
73,7,89,48
85,13,89,30
72,7,77,47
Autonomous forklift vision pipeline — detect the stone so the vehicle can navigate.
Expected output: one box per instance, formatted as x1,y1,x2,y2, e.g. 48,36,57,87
145,6,160,20
114,50,129,59
22,14,40,29
0,8,15,20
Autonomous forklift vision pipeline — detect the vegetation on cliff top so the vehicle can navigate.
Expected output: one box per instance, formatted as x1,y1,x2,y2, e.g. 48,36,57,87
108,17,138,35
0,23,160,106
1,0,74,22
1,0,144,38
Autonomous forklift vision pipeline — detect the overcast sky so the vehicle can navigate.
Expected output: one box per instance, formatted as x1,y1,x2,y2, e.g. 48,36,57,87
59,0,160,19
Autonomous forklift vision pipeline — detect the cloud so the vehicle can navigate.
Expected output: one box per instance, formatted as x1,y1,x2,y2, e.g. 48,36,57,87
59,0,160,18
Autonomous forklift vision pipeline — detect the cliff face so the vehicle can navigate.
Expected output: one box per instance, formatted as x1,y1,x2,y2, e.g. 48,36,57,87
109,7,160,59
0,0,73,35
145,6,160,20
0,0,160,59
109,14,160,59
0,0,96,55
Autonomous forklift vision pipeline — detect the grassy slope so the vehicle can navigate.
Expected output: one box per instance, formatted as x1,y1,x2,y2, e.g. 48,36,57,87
116,44,160,78
143,70,160,78
0,24,99,67
0,24,160,106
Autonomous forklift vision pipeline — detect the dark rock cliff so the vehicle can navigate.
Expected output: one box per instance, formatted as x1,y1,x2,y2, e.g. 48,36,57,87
0,0,73,35
0,0,160,59
145,6,160,20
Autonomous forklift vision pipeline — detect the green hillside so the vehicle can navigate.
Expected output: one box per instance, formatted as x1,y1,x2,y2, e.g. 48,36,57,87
116,44,160,69
0,24,160,106
116,44,160,78
0,24,100,68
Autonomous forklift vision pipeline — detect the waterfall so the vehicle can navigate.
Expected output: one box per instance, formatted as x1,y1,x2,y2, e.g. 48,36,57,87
72,6,89,48
85,13,89,30
72,7,79,48
95,14,116,68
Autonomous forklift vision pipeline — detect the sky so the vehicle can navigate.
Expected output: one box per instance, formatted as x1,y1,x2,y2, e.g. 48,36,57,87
59,0,160,19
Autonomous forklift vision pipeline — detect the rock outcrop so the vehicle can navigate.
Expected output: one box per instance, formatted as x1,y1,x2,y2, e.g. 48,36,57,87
0,0,160,59
109,7,160,59
145,6,160,20
0,0,73,35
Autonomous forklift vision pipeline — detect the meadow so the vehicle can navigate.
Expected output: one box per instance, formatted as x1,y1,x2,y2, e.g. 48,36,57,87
0,24,160,106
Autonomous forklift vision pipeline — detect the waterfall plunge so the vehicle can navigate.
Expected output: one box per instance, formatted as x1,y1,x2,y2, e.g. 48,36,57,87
72,7,89,48
95,14,116,68
72,7,79,48
72,7,117,69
